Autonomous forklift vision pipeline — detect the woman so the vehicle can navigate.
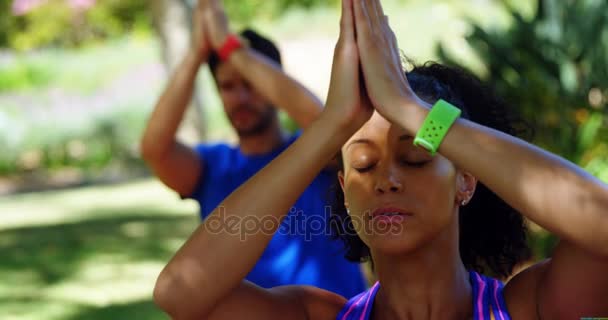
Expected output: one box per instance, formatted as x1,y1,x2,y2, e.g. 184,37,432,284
153,0,608,319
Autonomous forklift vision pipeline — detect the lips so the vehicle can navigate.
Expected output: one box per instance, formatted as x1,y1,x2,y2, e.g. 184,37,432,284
233,109,254,121
370,207,412,223
232,106,258,117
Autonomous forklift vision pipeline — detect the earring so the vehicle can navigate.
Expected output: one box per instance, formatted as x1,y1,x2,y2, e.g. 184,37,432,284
460,199,467,206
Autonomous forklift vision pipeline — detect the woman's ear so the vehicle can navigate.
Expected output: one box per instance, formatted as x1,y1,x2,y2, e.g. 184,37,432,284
338,171,348,209
456,170,477,206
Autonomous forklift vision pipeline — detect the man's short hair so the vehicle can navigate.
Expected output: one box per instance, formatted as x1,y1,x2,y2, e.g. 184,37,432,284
208,28,282,76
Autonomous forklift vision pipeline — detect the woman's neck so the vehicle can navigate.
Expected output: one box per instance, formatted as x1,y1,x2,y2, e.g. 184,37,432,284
370,217,473,320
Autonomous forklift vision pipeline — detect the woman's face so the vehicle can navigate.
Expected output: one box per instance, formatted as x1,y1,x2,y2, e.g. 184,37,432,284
339,111,473,255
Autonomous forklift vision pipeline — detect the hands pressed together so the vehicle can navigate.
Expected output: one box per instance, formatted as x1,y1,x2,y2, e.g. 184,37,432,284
325,0,428,136
192,0,427,137
191,0,232,63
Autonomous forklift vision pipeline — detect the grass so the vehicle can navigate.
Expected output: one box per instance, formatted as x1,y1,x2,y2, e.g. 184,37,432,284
0,179,198,320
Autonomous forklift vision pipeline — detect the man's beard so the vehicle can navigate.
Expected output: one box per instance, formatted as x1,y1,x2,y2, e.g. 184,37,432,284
229,105,275,138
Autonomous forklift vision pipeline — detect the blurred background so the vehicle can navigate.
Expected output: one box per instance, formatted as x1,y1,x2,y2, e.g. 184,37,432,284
0,0,606,319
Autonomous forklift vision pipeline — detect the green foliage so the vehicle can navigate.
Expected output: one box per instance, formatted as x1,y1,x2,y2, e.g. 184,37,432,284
0,37,156,95
439,0,608,163
0,37,164,177
527,227,559,260
223,0,339,22
438,0,608,258
0,59,55,91
1,0,149,51
0,108,147,176
0,0,340,50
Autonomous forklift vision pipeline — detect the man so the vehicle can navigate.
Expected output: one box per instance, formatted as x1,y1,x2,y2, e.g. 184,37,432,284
141,0,365,298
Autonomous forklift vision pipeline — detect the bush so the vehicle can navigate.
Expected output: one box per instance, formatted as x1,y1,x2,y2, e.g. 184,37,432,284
0,60,54,91
438,0,608,164
223,0,339,22
1,0,340,51
0,108,148,177
1,0,149,51
438,0,608,259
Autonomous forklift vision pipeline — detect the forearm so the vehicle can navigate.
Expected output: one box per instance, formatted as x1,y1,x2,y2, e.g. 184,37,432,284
141,51,203,159
154,113,351,319
229,48,323,128
398,100,608,256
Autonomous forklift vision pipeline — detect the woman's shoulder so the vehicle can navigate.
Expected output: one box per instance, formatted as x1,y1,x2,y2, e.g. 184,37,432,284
503,259,551,318
204,282,346,320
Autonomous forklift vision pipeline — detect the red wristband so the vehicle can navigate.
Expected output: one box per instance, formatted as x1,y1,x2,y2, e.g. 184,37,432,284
218,34,243,61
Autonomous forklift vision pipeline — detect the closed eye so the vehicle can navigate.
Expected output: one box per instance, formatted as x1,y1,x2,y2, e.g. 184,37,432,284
400,160,429,168
353,164,375,173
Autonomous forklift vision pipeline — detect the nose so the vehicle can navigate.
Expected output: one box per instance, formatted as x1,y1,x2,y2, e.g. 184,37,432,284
235,85,252,105
374,166,404,195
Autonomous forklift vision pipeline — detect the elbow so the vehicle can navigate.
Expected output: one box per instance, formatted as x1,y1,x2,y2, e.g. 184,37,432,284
153,268,179,318
153,265,212,320
140,135,166,163
139,137,156,162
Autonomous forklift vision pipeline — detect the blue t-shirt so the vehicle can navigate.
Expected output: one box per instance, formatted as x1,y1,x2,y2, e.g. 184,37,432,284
187,133,366,298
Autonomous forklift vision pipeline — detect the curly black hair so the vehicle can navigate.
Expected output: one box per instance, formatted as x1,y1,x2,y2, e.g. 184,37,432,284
330,62,532,279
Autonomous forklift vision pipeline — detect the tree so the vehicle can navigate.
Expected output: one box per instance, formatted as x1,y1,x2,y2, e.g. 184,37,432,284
438,0,608,171
151,0,207,143
438,0,608,258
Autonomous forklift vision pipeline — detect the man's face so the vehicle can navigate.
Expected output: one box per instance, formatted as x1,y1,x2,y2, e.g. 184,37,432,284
215,62,275,137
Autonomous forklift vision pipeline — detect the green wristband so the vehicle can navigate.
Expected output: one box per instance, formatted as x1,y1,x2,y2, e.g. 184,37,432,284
413,99,461,156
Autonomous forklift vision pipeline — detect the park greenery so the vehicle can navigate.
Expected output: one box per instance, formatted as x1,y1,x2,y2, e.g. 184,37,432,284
0,0,606,318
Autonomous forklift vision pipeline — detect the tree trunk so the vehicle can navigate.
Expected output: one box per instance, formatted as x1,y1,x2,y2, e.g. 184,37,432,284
150,0,206,144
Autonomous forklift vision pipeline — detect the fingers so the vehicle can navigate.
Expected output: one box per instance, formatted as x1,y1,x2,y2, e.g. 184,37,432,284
199,0,211,12
196,0,212,25
371,0,394,43
203,0,227,26
354,0,398,48
339,0,355,41
195,0,204,9
194,0,205,17
381,15,400,67
367,0,381,32
353,0,372,38
206,0,225,17
355,0,386,35
354,0,390,47
373,0,385,22
193,0,207,39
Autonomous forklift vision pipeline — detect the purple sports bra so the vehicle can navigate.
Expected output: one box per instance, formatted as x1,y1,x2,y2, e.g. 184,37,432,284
336,271,511,320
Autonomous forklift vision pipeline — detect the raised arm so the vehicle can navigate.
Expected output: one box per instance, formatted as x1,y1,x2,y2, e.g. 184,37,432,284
353,0,608,318
140,3,209,196
153,1,371,318
202,0,323,129
153,115,350,319
418,96,608,319
426,115,608,318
